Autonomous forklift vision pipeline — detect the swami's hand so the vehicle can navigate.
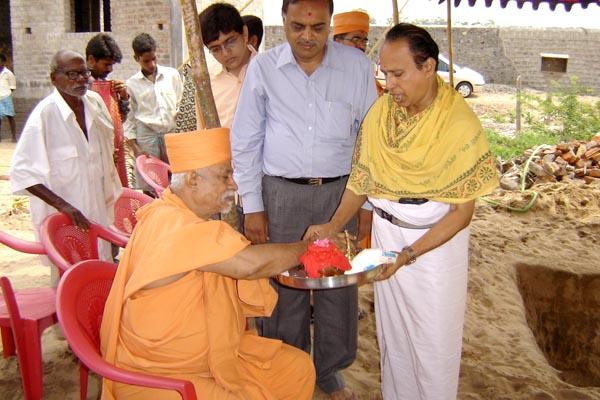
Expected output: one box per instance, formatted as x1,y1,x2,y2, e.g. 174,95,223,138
322,232,355,255
60,204,90,230
244,212,269,244
303,222,340,241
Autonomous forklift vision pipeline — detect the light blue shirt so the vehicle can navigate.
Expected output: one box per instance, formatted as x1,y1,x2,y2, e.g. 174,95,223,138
231,40,377,213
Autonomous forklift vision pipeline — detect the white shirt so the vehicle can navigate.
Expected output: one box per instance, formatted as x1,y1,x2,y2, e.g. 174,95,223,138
123,65,183,139
10,89,122,239
0,67,16,99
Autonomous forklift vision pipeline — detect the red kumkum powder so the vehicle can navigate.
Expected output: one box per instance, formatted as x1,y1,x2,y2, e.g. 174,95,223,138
299,239,351,278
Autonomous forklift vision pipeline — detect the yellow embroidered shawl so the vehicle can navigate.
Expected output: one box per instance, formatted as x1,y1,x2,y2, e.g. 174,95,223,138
347,77,498,203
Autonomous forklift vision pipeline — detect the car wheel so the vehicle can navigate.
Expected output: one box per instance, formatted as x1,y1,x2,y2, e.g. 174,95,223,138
456,82,473,98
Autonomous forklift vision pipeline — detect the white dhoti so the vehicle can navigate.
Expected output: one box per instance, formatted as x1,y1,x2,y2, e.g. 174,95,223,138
369,198,469,400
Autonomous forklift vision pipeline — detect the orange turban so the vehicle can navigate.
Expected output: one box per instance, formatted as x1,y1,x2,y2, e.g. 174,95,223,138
165,128,231,173
333,11,370,36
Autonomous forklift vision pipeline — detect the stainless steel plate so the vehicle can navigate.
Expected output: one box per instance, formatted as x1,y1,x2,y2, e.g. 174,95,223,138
274,264,385,290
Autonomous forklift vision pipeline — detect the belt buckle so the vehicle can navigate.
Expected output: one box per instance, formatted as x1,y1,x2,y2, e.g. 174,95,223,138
375,207,394,222
308,178,322,186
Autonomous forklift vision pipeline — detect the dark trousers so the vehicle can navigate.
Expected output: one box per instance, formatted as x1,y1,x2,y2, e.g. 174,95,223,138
256,175,358,394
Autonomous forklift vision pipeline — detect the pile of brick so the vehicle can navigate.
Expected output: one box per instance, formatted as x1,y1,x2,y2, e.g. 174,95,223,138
499,135,600,190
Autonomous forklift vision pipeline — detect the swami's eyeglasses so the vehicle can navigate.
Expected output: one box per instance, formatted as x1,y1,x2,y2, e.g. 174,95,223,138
341,36,369,46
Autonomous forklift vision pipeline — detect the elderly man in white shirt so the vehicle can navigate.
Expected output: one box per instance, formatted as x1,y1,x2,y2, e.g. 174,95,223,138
124,33,183,193
10,50,122,282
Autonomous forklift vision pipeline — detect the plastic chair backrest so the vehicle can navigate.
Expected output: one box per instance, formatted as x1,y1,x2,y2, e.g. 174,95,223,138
0,277,31,391
39,213,128,276
135,155,170,196
113,188,153,235
57,260,197,400
0,230,45,254
60,261,116,351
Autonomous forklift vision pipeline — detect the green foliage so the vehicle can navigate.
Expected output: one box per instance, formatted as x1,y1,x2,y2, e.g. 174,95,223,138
522,77,600,142
485,128,559,160
487,78,600,160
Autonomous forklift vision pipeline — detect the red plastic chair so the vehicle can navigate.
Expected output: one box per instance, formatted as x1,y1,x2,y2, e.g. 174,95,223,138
0,230,45,256
111,188,153,236
135,155,170,196
39,212,129,277
0,230,57,400
57,260,197,400
0,230,49,357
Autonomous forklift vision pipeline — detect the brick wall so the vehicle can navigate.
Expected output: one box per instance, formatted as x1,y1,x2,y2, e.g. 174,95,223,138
266,25,600,94
3,0,269,140
5,2,600,141
4,0,173,140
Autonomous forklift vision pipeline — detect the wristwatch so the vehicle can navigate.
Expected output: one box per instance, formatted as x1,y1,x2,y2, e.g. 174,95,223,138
402,246,417,264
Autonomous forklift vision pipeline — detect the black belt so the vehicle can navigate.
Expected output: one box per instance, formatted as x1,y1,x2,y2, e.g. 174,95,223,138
398,198,429,205
373,206,435,229
279,175,347,186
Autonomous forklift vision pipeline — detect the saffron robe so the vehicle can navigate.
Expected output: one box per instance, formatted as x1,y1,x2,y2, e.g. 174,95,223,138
100,188,315,399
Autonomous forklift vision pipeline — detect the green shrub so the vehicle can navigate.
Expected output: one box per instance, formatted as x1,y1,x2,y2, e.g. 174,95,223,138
486,78,600,160
485,128,559,160
523,77,600,142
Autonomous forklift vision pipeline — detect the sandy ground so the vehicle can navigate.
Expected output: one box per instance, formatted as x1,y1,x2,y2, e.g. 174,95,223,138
1,86,599,399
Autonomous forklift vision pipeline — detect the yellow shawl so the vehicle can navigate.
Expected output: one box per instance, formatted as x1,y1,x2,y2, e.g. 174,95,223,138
347,77,498,203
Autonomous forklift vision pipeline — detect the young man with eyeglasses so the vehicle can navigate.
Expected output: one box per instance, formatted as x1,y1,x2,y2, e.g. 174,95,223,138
173,3,257,230
10,50,122,283
174,2,256,132
124,33,183,195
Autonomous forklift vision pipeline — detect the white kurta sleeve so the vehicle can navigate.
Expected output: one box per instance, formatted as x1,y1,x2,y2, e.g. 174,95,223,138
9,110,51,195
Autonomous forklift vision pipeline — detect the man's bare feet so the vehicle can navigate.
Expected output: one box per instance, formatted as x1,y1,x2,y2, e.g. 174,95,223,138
330,387,357,400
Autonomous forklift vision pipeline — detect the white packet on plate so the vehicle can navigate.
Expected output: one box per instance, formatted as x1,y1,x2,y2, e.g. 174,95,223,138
347,248,398,275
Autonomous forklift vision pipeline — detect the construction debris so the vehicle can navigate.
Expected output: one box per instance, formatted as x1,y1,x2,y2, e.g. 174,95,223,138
498,135,600,190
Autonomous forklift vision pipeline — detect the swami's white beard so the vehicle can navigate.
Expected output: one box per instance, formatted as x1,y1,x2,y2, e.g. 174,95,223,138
219,190,236,214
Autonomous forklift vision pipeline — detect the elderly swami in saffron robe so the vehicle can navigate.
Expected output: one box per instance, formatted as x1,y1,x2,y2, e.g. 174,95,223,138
306,23,499,400
100,127,333,399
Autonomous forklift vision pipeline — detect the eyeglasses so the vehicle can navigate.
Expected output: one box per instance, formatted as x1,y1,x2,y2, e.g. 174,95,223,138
56,69,91,80
208,34,241,56
342,36,369,46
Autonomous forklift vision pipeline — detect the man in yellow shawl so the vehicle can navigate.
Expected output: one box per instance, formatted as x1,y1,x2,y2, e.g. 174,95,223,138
306,24,498,399
100,128,319,399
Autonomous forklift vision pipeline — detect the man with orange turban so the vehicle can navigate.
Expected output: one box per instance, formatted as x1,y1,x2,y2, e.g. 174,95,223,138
100,128,328,399
333,10,378,248
333,11,370,53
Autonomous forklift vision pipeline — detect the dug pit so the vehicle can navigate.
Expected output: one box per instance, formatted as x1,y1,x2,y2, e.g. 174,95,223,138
516,263,600,387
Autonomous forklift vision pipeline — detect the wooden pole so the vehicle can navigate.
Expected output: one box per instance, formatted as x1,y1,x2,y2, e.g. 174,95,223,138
179,0,220,129
446,0,454,89
239,0,254,13
391,0,400,25
516,75,522,134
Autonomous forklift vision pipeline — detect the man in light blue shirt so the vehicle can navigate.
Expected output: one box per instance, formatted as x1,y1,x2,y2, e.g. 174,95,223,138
231,0,376,398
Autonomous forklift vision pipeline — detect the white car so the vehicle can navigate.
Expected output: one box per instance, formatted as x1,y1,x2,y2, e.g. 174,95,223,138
437,54,485,98
374,54,485,98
